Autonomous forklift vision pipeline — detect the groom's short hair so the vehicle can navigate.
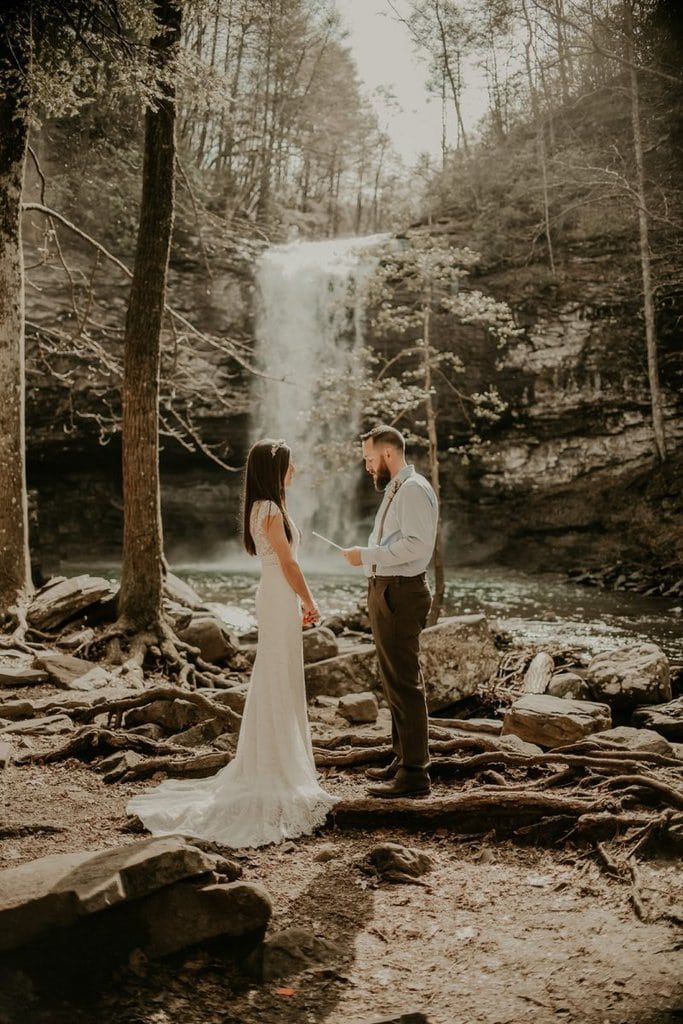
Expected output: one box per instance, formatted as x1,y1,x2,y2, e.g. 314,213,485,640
361,425,405,453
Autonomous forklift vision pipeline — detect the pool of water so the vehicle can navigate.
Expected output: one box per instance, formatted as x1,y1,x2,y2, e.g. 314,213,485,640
178,566,683,660
65,562,683,661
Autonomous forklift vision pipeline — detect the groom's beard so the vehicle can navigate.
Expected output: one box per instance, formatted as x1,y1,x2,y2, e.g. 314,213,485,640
373,459,392,492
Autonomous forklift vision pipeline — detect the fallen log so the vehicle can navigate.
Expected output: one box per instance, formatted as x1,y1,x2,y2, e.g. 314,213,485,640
329,790,606,835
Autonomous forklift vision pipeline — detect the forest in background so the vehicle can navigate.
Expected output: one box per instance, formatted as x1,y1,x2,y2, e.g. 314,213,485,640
1,0,682,637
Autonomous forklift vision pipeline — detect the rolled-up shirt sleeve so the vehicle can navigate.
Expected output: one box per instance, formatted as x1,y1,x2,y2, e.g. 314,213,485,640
359,485,436,568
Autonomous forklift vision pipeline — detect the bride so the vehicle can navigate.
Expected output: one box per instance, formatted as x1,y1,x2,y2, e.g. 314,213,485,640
126,438,341,848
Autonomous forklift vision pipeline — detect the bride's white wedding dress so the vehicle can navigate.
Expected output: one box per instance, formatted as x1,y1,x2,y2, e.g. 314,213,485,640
126,499,341,848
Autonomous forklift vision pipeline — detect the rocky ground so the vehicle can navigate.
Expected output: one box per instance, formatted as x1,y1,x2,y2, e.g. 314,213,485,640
2,753,682,1024
1,574,682,1024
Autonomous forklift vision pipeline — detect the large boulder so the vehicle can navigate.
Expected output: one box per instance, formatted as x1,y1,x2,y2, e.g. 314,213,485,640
305,615,499,711
632,697,683,741
178,613,237,664
502,694,611,749
0,836,216,951
303,626,339,664
27,575,114,631
586,643,671,710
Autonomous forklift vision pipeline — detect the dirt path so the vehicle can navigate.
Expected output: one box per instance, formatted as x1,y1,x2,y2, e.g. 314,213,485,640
2,759,682,1024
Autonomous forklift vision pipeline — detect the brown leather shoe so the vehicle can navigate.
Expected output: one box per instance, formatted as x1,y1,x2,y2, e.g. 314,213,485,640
367,767,431,800
365,757,400,782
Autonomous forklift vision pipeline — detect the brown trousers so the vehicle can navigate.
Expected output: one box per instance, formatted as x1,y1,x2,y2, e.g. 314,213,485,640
367,574,432,770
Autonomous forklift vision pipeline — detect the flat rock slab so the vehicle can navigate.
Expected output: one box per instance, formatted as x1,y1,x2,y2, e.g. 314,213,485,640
502,694,611,749
632,697,683,742
587,643,671,710
0,835,218,951
305,615,499,711
33,653,113,691
0,664,49,688
27,575,115,631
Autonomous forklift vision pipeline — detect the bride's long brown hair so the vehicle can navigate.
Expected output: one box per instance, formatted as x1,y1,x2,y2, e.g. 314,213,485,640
242,438,293,555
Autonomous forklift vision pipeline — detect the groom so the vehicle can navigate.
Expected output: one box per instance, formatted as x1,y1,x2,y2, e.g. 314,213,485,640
342,425,439,799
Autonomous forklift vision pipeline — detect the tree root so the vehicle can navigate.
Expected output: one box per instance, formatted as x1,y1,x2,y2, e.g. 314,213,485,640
329,791,608,835
16,726,185,764
75,615,231,691
70,685,241,732
602,774,683,810
118,749,232,782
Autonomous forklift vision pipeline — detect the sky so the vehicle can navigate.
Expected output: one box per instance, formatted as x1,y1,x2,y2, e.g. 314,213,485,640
333,0,490,166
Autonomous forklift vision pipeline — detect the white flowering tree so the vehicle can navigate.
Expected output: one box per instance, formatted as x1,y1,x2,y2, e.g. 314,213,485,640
310,236,519,624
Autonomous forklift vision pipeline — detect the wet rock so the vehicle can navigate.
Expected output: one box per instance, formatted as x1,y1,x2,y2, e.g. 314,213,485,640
305,615,499,711
178,613,238,665
587,643,671,710
591,726,674,756
632,697,683,741
502,694,611,749
365,842,433,885
0,715,74,737
303,626,339,664
125,699,202,732
522,652,554,694
547,672,589,699
0,836,218,951
246,926,341,981
0,664,49,688
338,692,379,724
27,575,115,631
321,615,345,635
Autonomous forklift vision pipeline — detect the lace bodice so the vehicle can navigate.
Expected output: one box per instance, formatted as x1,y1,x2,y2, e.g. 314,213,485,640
250,499,298,565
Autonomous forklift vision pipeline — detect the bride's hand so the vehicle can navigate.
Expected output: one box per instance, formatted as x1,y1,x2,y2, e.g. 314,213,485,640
302,600,320,627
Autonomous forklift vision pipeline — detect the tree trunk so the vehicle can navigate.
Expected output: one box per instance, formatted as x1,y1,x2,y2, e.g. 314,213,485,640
118,0,181,631
624,0,666,461
0,13,32,622
423,284,445,626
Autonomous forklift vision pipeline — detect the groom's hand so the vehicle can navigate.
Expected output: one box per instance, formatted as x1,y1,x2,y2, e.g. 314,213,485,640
342,547,362,567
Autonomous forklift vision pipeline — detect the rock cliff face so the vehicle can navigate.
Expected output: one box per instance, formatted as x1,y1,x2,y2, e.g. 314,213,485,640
24,227,682,573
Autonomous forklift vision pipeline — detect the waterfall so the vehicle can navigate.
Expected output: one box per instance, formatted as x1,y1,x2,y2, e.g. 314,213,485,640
252,234,386,563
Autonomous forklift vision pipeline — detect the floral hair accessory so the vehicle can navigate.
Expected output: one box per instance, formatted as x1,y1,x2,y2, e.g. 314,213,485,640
270,438,286,457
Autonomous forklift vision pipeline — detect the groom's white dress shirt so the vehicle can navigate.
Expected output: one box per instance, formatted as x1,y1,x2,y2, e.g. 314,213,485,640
359,464,438,578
